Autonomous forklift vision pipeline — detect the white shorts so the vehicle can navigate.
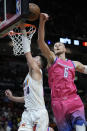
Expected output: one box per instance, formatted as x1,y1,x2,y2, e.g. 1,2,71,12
18,108,49,131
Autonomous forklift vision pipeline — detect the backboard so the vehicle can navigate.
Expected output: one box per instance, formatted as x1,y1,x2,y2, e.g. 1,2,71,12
0,0,30,38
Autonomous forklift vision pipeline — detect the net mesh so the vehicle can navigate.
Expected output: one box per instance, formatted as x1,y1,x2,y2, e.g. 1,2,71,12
8,24,36,56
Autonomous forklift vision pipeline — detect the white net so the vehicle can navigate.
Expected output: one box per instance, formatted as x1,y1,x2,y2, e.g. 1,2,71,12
8,24,36,56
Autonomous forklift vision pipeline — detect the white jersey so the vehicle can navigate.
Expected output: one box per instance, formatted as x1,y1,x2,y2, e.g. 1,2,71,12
23,70,46,110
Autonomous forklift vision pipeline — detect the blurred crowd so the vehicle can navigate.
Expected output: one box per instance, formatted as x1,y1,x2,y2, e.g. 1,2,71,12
0,91,24,131
0,89,56,131
0,90,87,131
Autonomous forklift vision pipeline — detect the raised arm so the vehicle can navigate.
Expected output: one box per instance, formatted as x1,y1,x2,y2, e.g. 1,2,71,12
21,29,41,73
37,13,55,64
5,89,24,103
73,61,87,74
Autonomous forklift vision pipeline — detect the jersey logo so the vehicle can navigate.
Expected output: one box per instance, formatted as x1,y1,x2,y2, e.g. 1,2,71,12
57,62,73,69
23,79,29,88
57,62,73,78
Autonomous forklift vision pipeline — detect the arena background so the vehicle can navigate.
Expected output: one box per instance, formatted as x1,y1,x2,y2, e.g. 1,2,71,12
0,0,87,130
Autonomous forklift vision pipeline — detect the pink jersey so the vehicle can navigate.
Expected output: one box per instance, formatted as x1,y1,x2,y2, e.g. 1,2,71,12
48,58,77,99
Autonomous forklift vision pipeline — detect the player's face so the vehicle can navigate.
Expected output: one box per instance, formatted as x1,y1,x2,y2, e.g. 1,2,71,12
33,56,41,67
54,42,66,55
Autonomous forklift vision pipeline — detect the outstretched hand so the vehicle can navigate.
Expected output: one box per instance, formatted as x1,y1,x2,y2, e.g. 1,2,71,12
5,89,13,99
40,13,49,22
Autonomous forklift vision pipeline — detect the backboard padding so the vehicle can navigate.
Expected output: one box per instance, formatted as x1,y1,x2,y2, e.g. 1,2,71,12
0,0,30,38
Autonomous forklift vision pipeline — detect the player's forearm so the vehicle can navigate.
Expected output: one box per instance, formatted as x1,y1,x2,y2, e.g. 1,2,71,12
75,61,87,74
21,30,31,53
38,20,55,62
9,96,24,103
25,52,38,70
21,31,39,70
38,19,48,53
38,19,45,43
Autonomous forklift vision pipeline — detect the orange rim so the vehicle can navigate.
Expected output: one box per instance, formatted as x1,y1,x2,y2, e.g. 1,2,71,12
8,24,36,36
16,23,36,28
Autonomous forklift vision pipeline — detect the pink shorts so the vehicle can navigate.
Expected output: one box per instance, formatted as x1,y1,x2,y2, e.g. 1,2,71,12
51,95,86,131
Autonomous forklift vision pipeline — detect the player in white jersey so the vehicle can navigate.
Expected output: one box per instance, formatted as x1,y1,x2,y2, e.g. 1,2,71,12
5,27,49,131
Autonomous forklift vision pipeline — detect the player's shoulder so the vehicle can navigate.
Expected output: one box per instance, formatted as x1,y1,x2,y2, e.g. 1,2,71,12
47,51,57,66
50,51,56,59
72,60,80,68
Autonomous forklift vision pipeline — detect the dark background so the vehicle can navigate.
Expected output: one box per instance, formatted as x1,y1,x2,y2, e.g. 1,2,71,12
0,0,87,130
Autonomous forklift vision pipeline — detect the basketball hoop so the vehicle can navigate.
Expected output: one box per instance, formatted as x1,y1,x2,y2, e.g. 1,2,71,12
8,24,36,56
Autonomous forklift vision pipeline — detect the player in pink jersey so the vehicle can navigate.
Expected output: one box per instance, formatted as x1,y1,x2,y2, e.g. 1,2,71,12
37,13,87,131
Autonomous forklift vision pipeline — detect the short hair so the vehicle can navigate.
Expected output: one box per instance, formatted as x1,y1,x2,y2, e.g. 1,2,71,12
39,54,47,69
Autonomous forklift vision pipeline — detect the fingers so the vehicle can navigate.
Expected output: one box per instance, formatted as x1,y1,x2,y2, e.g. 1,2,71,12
5,89,11,96
40,13,49,21
40,13,49,17
5,90,9,96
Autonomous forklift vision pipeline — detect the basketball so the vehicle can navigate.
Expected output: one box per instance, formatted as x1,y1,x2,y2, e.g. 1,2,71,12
28,3,40,21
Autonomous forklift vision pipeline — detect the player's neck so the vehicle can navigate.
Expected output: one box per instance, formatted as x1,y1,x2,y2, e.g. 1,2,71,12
57,53,66,60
